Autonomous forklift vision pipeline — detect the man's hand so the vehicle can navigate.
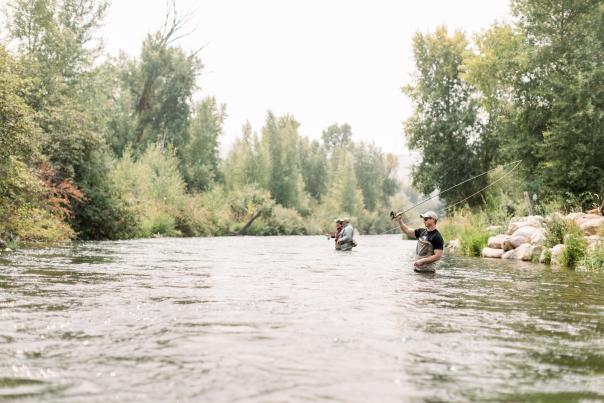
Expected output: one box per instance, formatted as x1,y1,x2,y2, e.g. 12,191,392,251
414,259,425,267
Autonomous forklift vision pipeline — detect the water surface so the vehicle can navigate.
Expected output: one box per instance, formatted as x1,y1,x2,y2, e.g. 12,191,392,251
1,235,603,402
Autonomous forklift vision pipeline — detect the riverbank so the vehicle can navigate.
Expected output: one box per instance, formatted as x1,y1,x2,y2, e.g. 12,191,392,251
443,211,604,271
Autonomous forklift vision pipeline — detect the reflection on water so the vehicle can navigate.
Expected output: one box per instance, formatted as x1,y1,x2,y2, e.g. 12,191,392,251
1,236,603,402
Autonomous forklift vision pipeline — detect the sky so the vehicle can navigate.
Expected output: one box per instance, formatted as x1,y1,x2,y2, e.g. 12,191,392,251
19,0,513,157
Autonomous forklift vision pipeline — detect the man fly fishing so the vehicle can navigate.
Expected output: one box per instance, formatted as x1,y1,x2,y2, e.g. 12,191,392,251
395,211,443,273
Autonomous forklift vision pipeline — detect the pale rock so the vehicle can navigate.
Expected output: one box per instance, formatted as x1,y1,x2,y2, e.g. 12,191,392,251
529,229,547,246
517,243,534,261
502,238,514,252
481,247,504,258
579,216,604,236
502,249,516,260
510,234,530,248
487,234,509,249
551,244,565,265
445,239,461,254
513,226,539,238
502,243,533,260
506,216,544,235
565,212,585,222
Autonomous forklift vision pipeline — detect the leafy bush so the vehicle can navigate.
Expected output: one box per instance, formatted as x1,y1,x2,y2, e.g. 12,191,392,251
559,232,587,269
545,215,568,247
542,248,552,265
439,209,491,257
581,244,604,271
110,145,188,237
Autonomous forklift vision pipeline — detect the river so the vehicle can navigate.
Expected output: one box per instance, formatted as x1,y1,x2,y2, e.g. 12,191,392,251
1,235,603,402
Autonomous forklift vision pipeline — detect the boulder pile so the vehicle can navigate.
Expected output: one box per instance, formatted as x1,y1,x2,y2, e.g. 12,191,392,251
480,213,604,264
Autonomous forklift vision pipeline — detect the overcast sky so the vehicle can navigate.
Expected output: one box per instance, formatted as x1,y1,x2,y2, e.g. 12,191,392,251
73,1,512,155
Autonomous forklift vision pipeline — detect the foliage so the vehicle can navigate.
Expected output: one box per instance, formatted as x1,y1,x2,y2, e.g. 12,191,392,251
110,145,188,237
559,231,588,269
439,210,491,257
404,27,488,207
581,243,604,271
181,97,226,191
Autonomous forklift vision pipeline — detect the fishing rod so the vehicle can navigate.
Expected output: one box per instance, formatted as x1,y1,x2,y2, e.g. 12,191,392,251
381,160,523,235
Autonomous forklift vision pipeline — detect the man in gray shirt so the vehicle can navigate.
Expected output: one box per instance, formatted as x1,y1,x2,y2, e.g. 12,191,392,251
336,217,355,251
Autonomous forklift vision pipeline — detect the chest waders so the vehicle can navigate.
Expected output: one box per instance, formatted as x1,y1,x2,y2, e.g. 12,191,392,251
414,231,437,273
340,228,354,251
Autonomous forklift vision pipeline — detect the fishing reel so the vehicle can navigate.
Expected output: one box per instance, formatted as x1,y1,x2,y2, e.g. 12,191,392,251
389,211,402,220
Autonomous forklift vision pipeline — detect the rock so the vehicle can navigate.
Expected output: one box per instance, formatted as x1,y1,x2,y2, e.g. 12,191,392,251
0,239,6,250
529,229,547,246
517,243,534,261
446,239,461,254
487,234,509,249
502,238,514,252
502,249,516,259
579,216,604,236
482,247,504,258
551,244,565,265
510,234,530,248
506,216,544,235
513,226,539,238
565,212,585,222
502,243,533,260
586,207,602,215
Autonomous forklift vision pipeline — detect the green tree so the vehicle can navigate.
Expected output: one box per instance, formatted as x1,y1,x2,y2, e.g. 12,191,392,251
404,26,487,206
322,123,352,151
182,96,226,191
509,0,604,197
322,149,365,218
261,113,307,210
352,142,400,211
299,138,328,201
223,122,265,190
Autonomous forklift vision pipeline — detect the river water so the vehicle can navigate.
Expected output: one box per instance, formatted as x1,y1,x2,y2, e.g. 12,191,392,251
1,235,603,402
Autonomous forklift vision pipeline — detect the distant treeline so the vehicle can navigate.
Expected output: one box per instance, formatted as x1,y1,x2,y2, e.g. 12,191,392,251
0,1,403,241
404,0,603,214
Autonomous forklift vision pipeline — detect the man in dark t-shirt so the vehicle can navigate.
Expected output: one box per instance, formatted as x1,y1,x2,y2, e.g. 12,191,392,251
396,210,444,271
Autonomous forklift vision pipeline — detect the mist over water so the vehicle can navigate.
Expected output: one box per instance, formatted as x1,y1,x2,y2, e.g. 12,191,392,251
1,236,603,402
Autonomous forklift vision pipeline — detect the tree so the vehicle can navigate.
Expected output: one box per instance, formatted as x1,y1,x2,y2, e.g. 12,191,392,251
107,5,202,158
352,142,400,211
298,138,328,201
261,113,306,209
403,26,487,206
508,0,604,197
321,149,365,218
182,96,226,191
321,123,352,151
223,122,265,190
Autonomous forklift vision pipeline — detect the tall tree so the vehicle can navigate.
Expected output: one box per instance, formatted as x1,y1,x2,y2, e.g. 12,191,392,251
403,26,487,206
321,123,352,151
182,96,226,191
107,5,202,158
508,0,604,198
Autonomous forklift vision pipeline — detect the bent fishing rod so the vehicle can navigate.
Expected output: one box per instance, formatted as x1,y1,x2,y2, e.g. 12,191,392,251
381,160,523,235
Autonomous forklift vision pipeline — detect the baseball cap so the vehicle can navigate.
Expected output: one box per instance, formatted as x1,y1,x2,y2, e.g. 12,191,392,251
419,211,438,220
